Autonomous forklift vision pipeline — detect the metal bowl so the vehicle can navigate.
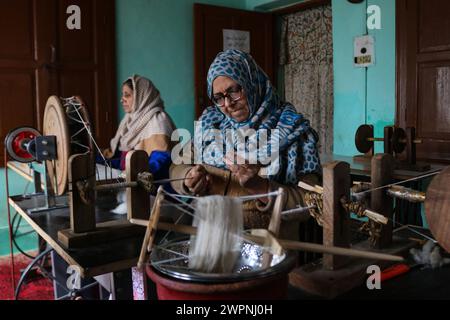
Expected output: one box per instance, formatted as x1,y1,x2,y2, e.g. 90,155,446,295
150,238,296,283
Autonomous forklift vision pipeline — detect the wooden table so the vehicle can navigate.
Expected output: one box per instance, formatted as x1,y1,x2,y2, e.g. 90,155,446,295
6,161,140,279
8,193,143,278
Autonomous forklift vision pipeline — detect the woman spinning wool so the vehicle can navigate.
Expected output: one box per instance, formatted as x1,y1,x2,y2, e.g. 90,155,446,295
101,74,176,175
170,49,321,240
98,75,176,214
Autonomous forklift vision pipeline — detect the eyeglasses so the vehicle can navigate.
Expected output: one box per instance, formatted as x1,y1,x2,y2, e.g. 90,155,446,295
211,85,243,108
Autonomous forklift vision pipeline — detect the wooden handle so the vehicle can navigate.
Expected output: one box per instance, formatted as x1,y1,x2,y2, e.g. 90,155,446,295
268,187,286,237
298,181,324,194
277,239,404,262
364,209,389,225
399,139,422,144
130,220,404,263
367,137,384,142
136,186,164,271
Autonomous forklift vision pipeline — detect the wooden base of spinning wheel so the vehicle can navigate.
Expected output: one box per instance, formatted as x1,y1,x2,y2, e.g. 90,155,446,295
58,220,145,248
394,161,430,172
289,236,417,299
56,150,151,249
353,154,373,163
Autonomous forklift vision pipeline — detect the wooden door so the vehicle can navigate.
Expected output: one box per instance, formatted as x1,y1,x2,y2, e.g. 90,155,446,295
397,0,450,163
194,4,274,118
0,0,54,161
55,0,117,147
0,0,116,164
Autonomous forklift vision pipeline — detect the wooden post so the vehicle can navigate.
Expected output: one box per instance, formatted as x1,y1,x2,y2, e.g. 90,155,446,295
268,187,286,237
126,150,151,220
405,127,416,165
137,186,164,271
383,126,394,154
69,153,96,233
371,153,394,249
322,161,351,270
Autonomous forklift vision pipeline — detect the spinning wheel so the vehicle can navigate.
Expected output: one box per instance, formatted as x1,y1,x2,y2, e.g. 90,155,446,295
425,166,450,253
43,96,93,195
355,124,375,154
4,127,41,163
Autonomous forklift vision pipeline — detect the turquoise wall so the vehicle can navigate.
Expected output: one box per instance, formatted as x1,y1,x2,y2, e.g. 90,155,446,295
115,0,247,133
0,170,38,256
333,0,396,156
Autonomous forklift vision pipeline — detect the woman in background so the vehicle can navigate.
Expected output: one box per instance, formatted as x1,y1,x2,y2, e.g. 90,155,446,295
102,74,176,172
99,75,176,214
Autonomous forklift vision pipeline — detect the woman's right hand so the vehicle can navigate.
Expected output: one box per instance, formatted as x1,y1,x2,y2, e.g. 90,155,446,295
184,165,210,196
102,148,114,159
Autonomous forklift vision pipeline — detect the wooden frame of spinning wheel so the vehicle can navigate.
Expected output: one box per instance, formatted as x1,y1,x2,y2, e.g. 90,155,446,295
57,150,151,248
40,96,150,249
132,185,405,273
289,155,424,298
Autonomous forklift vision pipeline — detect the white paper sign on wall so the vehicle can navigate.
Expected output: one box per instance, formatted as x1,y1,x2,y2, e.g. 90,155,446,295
354,35,375,68
223,29,250,53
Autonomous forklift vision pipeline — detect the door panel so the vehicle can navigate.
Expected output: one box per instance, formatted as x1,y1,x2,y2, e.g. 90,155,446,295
194,4,273,118
55,0,116,148
397,0,450,163
0,72,36,145
58,0,94,62
0,1,34,60
418,0,450,53
418,64,450,138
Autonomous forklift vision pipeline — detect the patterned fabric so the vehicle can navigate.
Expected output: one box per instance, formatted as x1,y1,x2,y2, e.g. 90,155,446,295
280,5,334,155
197,49,321,185
131,267,146,300
110,75,175,153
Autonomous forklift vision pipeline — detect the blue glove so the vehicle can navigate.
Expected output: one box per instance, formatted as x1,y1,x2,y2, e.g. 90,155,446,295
148,150,176,194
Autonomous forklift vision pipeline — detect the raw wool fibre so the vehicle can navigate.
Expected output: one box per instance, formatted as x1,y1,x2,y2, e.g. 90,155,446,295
410,240,450,269
189,195,244,273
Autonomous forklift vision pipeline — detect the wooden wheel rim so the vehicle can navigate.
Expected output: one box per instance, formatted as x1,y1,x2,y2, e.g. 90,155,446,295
355,124,374,154
43,96,92,195
425,166,450,253
43,96,70,195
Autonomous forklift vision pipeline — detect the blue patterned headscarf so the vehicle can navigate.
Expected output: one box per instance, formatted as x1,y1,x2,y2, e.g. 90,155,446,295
196,49,320,185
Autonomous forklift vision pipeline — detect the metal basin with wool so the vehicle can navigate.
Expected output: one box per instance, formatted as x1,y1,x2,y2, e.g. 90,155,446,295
146,237,296,300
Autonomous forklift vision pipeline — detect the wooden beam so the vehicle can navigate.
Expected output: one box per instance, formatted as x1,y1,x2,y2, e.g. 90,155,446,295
322,161,351,270
371,154,394,249
126,150,151,220
130,218,403,262
69,153,96,233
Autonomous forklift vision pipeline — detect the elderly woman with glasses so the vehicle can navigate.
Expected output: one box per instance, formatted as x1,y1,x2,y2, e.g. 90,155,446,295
170,49,321,240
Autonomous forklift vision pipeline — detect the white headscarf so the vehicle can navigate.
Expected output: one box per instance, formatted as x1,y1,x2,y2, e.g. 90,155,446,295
110,75,168,153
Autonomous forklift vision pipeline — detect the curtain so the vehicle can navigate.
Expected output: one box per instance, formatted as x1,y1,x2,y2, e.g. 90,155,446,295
280,5,334,155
